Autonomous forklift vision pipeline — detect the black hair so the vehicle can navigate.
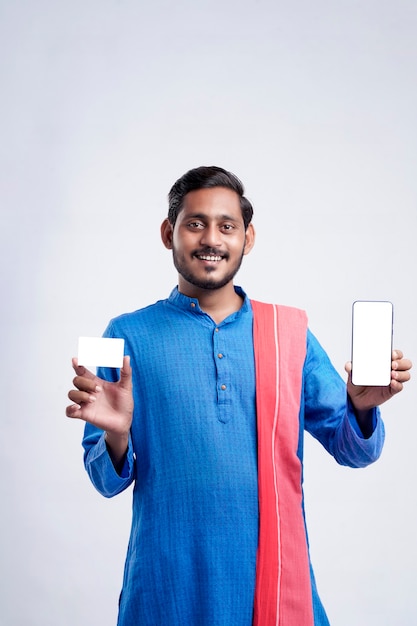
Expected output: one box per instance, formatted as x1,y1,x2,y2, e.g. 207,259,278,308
168,166,254,230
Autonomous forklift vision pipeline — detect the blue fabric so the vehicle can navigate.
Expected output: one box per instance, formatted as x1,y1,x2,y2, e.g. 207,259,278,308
82,287,385,626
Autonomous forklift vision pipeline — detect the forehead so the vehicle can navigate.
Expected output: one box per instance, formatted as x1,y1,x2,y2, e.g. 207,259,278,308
180,187,242,220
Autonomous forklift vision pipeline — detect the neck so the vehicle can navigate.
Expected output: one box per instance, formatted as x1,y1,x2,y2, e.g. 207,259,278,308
178,280,243,324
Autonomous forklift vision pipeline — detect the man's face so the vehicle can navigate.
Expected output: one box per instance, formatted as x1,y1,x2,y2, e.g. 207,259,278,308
162,187,254,295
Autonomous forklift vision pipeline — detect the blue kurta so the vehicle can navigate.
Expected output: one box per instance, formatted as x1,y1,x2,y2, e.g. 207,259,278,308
82,287,385,625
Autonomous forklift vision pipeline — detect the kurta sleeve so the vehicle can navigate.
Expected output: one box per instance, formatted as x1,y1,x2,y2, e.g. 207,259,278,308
81,322,136,498
303,330,385,468
82,425,135,497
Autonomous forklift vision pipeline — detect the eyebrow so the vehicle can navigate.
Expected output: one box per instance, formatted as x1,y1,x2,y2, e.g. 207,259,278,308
184,212,241,223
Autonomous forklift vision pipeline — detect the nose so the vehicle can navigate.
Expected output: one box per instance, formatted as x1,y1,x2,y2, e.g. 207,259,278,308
200,223,221,248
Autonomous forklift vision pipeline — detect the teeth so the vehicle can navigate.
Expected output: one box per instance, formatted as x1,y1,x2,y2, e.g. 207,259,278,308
198,255,222,261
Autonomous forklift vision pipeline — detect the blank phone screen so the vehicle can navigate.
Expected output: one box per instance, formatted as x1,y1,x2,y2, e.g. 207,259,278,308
351,301,393,386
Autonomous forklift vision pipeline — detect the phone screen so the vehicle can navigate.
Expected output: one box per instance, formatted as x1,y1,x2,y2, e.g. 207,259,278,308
351,301,393,386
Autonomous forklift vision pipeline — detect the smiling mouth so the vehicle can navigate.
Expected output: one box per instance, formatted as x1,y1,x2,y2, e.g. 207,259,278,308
195,254,224,262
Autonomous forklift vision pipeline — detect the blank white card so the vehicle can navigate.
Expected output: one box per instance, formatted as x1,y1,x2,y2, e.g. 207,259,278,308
78,337,125,368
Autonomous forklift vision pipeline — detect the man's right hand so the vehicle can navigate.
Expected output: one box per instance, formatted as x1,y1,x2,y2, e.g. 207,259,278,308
66,355,134,467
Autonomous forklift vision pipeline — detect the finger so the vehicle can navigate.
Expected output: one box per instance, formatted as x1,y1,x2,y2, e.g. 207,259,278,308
66,401,91,419
68,389,98,405
389,379,404,394
66,403,82,418
66,402,97,420
391,368,411,384
392,357,413,372
119,355,132,390
72,374,103,394
71,357,96,380
392,349,403,361
72,357,84,374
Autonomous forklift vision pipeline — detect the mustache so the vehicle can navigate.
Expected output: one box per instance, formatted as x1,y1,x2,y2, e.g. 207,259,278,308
193,247,228,258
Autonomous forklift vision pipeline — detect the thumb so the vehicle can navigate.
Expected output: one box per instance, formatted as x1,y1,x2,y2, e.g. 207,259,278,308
119,355,132,389
344,361,352,376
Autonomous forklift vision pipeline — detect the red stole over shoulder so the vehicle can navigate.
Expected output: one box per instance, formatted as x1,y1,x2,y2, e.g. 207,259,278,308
251,300,314,626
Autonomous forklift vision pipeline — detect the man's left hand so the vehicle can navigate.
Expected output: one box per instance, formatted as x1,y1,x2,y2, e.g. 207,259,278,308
345,350,412,412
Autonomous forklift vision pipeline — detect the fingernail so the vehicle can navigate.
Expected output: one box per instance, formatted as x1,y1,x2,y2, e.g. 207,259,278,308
95,385,102,392
89,395,96,402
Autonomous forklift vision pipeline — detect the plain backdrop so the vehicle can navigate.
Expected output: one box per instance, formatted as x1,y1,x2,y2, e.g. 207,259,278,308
1,1,416,624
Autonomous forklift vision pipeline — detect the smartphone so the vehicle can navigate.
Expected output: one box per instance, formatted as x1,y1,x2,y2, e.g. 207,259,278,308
351,301,393,386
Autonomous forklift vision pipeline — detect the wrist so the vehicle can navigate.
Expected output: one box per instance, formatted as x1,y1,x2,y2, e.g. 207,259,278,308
352,406,375,439
104,431,129,472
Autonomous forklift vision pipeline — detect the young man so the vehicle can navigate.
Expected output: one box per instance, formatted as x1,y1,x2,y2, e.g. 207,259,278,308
66,166,412,626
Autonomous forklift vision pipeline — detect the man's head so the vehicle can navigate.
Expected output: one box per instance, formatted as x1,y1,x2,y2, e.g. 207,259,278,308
167,166,254,230
161,166,255,296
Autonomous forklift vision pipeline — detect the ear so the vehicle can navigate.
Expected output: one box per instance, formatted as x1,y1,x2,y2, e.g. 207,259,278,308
243,223,255,256
161,218,174,250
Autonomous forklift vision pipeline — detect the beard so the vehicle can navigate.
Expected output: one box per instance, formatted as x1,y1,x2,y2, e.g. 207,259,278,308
172,246,245,291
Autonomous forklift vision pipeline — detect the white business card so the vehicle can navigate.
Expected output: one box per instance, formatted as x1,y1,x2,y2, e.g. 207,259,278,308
78,337,125,368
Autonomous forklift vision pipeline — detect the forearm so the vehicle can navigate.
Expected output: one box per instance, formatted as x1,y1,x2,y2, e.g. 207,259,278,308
105,431,129,474
351,406,375,439
303,331,385,467
83,424,134,497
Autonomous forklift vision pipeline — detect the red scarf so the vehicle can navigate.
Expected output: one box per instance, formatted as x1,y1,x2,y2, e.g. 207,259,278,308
251,301,314,626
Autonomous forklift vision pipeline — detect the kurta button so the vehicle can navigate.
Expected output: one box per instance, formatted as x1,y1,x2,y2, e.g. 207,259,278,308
190,302,195,308
218,353,223,359
215,327,219,332
221,384,227,390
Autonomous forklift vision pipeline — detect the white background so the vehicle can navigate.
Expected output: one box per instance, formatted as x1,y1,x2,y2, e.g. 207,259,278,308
1,1,416,624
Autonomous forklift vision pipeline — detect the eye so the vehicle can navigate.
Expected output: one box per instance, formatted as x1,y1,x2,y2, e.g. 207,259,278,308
221,223,235,232
187,221,204,230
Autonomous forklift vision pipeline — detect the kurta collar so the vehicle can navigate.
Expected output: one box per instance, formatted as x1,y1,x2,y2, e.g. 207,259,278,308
167,286,251,323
